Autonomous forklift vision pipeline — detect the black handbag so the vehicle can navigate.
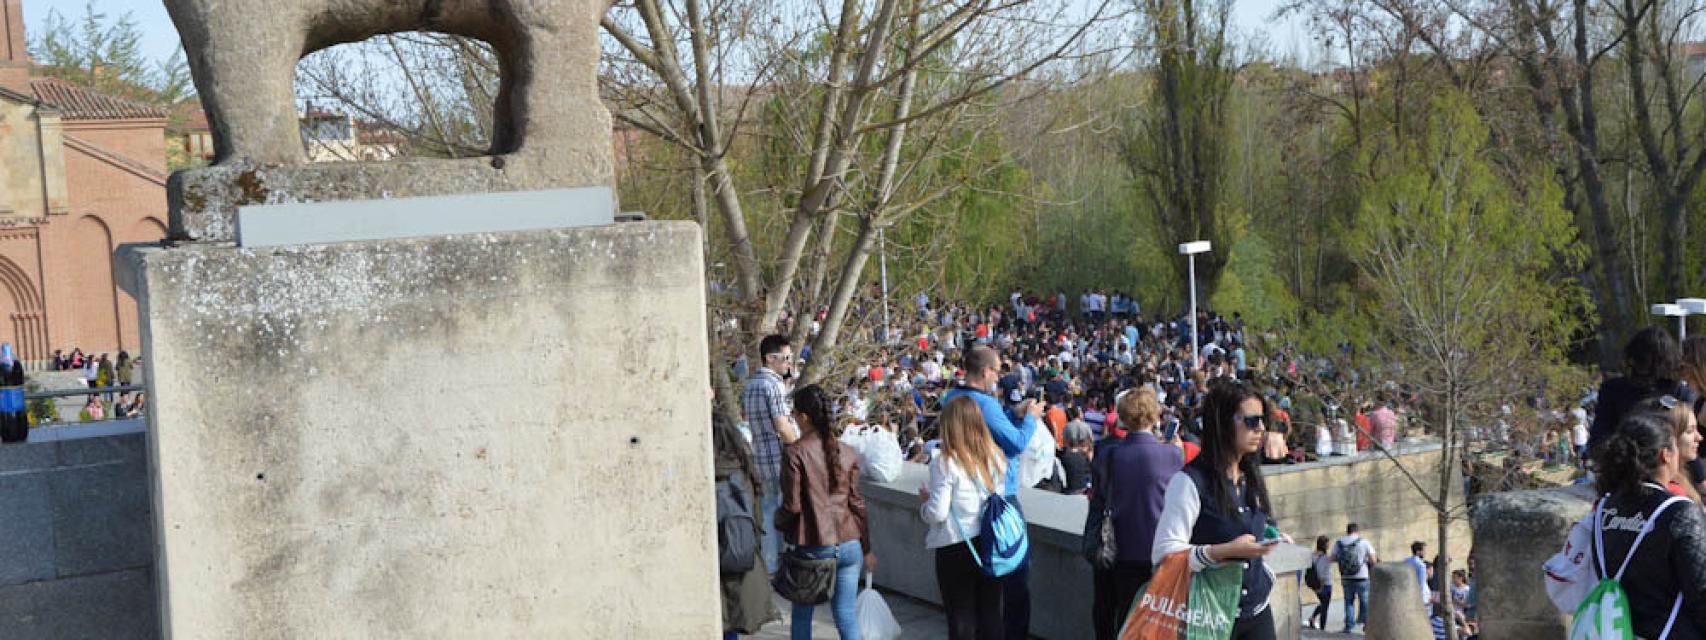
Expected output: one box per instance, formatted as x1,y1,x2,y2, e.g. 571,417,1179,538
772,548,837,605
1084,447,1119,570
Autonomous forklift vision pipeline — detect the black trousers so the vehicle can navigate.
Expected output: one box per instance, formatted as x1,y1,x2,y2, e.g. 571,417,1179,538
1230,608,1277,640
1310,586,1333,629
1003,560,1030,639
1092,562,1155,640
936,544,1004,640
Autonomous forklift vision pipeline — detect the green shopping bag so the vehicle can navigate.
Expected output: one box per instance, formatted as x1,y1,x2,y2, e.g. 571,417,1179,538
1119,551,1244,640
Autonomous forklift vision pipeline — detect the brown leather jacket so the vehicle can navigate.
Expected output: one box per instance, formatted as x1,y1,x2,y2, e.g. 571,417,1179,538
776,432,869,551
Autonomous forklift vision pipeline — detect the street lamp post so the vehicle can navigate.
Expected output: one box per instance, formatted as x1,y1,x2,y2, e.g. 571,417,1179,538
1179,241,1212,367
1677,298,1706,340
879,227,891,345
1653,303,1688,340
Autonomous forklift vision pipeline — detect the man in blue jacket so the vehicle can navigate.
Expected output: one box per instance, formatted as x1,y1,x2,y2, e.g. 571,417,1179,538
941,345,1042,638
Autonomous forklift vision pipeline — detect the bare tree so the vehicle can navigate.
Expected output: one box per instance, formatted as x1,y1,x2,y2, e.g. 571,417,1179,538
600,0,1117,392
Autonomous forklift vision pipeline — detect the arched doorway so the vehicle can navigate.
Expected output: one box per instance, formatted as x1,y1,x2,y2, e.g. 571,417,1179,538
0,254,47,365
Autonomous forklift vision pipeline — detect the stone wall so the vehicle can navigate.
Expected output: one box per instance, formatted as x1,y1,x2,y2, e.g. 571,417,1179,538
1267,442,1472,565
0,430,157,639
120,220,718,638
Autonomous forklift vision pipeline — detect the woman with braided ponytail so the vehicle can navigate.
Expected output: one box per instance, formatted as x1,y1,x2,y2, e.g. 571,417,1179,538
776,384,871,640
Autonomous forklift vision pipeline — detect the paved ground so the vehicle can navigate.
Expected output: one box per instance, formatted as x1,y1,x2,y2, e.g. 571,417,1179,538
748,590,1370,639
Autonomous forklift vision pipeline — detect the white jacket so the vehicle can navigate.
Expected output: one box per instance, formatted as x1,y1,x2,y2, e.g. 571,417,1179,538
920,456,998,550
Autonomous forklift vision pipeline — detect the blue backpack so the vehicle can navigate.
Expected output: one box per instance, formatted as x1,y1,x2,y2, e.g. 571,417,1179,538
950,472,1031,578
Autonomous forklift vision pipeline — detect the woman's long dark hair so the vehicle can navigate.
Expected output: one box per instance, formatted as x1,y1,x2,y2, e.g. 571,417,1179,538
1625,325,1681,385
1192,379,1273,517
792,384,843,491
1594,411,1675,498
711,410,762,501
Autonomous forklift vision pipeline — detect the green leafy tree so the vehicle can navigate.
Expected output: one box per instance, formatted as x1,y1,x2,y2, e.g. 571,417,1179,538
1349,90,1585,639
30,1,192,106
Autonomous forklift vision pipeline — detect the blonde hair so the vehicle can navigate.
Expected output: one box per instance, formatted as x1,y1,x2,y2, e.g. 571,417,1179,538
939,396,1007,490
1638,397,1703,503
1117,387,1162,431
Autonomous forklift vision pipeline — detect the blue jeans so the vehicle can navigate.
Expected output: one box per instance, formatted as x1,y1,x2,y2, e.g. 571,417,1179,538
761,479,783,573
790,540,863,640
1342,579,1369,630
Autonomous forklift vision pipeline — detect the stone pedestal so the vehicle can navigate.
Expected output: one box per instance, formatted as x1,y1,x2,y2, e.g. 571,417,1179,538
1367,562,1432,640
118,221,717,638
1471,484,1595,639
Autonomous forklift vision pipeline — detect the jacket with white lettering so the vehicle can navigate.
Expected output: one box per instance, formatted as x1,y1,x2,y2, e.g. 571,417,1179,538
1594,483,1706,639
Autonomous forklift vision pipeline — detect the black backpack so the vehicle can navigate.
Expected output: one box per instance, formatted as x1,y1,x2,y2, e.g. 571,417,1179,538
716,470,759,574
1335,537,1368,576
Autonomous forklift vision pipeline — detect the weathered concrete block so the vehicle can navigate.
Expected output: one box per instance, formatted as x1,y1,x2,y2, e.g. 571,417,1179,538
1471,484,1594,640
1367,562,1432,640
119,221,716,638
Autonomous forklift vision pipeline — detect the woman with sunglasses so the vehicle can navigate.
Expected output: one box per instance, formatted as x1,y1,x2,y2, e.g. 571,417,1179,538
1152,380,1286,639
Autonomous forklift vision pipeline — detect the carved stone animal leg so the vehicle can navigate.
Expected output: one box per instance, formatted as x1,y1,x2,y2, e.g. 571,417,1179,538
165,0,309,165
507,4,614,186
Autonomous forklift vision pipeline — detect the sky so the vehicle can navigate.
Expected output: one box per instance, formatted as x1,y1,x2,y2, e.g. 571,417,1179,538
21,0,1311,69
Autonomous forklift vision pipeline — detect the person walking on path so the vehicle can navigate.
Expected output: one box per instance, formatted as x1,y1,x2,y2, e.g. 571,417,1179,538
775,384,870,640
1088,387,1182,639
1406,541,1432,608
1152,380,1287,640
941,345,1042,639
713,412,780,639
1334,523,1378,633
1308,536,1335,630
743,334,800,573
920,396,1008,640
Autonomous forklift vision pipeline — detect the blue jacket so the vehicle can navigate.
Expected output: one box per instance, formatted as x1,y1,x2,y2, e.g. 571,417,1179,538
941,385,1040,497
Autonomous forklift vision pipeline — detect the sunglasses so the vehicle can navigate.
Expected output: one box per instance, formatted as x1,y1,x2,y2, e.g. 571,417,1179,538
1239,415,1266,431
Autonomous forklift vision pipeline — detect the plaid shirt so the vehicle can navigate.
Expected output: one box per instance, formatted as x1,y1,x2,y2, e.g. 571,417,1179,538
742,368,790,483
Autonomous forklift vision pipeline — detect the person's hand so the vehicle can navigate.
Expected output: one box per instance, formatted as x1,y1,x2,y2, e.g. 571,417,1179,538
917,485,931,501
1280,533,1295,545
865,551,877,571
1212,534,1277,561
1025,400,1044,419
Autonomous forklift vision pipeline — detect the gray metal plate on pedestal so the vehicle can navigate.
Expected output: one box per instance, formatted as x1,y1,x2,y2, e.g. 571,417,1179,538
235,186,615,248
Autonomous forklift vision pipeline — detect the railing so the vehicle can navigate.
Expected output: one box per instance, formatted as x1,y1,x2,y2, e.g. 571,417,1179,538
25,383,148,426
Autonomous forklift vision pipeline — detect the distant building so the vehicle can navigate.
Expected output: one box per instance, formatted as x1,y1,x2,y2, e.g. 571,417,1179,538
299,107,402,163
1686,42,1706,80
0,0,168,362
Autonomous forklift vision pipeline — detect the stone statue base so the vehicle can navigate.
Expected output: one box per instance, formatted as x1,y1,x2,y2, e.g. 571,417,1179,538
117,221,717,637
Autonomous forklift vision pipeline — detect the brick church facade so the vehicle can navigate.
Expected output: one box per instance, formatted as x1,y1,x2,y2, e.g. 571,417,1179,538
0,0,167,365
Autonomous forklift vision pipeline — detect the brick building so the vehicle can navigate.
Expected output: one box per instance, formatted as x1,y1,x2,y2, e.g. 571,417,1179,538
0,0,167,364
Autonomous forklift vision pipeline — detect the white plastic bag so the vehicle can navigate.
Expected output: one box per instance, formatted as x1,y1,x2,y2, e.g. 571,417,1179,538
856,574,901,640
842,426,904,483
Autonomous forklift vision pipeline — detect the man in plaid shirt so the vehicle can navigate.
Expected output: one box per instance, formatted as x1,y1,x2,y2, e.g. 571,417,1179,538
742,334,798,573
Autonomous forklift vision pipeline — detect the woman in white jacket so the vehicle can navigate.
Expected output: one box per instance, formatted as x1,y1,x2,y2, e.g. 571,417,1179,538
919,396,1009,639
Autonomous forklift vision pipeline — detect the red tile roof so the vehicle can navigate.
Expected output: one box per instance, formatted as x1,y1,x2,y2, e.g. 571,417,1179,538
28,77,168,120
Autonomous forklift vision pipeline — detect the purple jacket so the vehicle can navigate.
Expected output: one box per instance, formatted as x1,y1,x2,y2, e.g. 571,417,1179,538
1099,432,1183,566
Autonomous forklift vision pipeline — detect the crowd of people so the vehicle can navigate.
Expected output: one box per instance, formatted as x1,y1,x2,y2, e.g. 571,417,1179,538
711,291,1706,640
54,348,144,424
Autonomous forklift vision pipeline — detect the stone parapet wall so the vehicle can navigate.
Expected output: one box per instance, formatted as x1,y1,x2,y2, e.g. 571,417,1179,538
1266,442,1472,565
0,431,157,638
